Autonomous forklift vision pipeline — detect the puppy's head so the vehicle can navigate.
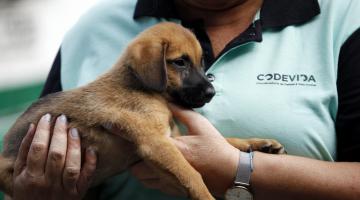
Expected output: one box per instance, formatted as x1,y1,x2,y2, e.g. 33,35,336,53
125,22,215,108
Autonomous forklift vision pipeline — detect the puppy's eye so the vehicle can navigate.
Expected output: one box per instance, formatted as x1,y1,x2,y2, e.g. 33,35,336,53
170,58,187,69
173,59,186,67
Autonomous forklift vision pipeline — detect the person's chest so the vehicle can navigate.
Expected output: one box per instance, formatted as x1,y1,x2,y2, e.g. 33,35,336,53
197,24,338,161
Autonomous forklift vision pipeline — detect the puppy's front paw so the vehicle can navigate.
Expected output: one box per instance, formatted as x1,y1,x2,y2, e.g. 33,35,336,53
259,140,286,154
247,138,286,154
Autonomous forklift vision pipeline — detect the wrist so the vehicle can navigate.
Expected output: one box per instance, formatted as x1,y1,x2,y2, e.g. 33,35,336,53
214,145,240,197
226,145,241,185
224,150,255,200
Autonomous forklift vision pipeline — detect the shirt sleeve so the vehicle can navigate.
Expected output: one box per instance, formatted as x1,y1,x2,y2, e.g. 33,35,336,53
40,49,63,97
336,27,360,161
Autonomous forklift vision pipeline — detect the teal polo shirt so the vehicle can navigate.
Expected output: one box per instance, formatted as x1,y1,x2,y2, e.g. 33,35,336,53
37,0,360,199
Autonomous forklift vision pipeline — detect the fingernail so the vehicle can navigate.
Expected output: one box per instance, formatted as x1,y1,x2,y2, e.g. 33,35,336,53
28,123,35,132
42,113,51,122
70,128,79,138
58,114,67,124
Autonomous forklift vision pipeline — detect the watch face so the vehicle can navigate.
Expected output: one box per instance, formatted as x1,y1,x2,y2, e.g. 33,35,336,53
225,186,253,200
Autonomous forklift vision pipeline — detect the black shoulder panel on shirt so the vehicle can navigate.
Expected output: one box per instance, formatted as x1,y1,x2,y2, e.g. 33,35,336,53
336,27,360,161
40,49,63,97
260,0,320,28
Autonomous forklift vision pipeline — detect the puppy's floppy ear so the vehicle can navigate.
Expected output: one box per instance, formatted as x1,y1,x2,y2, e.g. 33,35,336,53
127,39,168,92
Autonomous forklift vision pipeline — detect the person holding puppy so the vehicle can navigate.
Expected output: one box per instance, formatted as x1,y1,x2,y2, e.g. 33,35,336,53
8,0,360,199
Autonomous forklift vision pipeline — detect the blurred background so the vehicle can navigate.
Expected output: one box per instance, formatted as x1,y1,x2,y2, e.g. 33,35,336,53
0,0,98,197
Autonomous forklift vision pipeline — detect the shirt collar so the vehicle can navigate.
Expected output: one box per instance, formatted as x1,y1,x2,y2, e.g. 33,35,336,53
133,0,320,28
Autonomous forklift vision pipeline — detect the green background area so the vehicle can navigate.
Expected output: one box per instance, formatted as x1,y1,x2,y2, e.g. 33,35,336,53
0,82,44,144
0,82,44,200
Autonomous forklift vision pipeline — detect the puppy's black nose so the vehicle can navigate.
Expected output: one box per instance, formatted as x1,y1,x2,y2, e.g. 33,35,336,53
204,86,216,102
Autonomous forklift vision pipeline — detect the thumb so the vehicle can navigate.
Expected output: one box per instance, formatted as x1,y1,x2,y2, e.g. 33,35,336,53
169,137,188,152
169,103,221,137
169,137,194,163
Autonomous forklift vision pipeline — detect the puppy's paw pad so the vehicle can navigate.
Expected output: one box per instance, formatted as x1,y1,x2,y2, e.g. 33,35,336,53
251,139,286,154
260,144,272,153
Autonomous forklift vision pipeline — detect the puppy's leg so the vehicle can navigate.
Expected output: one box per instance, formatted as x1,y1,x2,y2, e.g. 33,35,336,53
226,138,286,154
136,135,214,200
100,109,213,199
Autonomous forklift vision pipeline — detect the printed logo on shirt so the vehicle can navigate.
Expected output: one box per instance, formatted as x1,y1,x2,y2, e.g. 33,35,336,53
256,73,317,87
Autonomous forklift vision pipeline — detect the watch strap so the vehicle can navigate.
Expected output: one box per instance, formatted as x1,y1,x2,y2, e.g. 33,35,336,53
234,151,254,187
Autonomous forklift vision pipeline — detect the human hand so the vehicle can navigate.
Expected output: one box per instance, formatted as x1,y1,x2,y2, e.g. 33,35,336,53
12,114,97,200
131,104,239,197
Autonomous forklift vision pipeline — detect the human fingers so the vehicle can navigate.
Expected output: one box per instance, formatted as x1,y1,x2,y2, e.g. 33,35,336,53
45,115,68,186
169,103,221,136
26,114,51,176
77,147,97,196
169,136,212,168
13,123,36,176
63,128,81,194
169,137,194,162
171,135,239,195
168,104,200,126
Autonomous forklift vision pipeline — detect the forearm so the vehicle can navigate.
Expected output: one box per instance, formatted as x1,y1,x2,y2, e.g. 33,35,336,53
251,152,360,200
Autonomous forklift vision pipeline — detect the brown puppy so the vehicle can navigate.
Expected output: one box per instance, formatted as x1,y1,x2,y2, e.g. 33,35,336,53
0,22,284,199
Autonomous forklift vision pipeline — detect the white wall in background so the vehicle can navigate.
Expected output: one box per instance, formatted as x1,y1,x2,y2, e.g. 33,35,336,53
0,0,99,89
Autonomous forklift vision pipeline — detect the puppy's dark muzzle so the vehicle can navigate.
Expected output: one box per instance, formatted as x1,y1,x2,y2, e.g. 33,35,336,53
170,67,216,108
172,83,216,108
203,85,216,103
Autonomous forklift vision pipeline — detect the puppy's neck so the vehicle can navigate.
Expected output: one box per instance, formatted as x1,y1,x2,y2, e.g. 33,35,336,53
103,61,154,93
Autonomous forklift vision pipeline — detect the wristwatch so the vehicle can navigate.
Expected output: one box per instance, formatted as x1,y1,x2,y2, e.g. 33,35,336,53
225,151,254,200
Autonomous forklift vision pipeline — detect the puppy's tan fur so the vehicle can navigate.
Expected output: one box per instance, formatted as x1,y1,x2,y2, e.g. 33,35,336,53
0,22,284,200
